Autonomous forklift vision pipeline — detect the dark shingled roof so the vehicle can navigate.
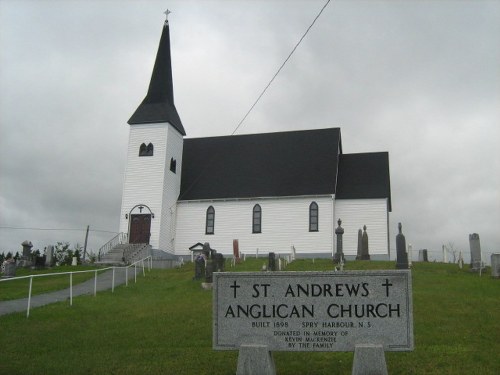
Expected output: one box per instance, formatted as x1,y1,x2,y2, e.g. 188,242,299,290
128,21,185,136
179,128,342,200
335,152,392,211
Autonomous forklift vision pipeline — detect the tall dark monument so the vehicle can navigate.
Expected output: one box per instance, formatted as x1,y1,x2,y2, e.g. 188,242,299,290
333,219,345,264
396,222,409,269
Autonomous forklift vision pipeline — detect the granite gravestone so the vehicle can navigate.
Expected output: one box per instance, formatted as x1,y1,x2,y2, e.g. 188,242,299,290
233,239,241,263
213,271,413,374
215,253,225,272
333,219,345,264
194,255,205,280
20,240,33,268
395,223,409,269
469,233,483,271
418,249,428,262
356,229,363,260
268,253,276,271
491,254,500,278
2,260,16,277
358,226,370,260
45,245,55,267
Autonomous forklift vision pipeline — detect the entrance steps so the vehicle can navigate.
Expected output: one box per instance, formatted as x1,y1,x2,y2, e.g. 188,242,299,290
96,243,151,266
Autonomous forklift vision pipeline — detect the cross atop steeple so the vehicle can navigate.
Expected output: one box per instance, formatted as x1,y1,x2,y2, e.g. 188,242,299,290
164,9,171,25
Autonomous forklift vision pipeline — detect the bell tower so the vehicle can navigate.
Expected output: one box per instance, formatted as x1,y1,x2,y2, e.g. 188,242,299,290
119,11,185,252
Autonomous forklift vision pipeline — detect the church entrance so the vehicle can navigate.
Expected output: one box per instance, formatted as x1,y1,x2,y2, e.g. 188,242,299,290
129,214,151,244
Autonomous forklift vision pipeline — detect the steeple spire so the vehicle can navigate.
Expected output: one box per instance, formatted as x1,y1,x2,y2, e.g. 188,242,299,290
128,12,185,136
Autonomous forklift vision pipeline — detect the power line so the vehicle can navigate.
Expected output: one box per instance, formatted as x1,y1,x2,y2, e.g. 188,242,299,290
231,0,331,135
0,226,118,234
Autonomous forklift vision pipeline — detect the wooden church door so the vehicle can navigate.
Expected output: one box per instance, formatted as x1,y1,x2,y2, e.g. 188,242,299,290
129,214,151,244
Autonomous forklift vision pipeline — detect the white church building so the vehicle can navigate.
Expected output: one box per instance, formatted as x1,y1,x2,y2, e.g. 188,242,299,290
119,18,392,259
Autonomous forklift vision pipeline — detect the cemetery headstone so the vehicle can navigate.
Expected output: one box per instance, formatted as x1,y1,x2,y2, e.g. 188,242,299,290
45,245,55,267
233,239,241,263
356,229,363,260
491,254,500,278
469,233,483,272
213,271,413,374
408,244,413,267
395,223,409,269
194,255,206,280
21,240,33,257
205,260,214,283
20,240,33,268
215,253,225,272
2,260,16,277
268,252,276,271
333,219,345,264
359,225,370,260
418,249,428,262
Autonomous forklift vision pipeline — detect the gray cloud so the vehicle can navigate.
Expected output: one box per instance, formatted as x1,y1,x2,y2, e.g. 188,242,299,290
1,0,498,262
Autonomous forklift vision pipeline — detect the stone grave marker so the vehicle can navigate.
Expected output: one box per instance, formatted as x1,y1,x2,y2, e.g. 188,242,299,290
418,249,428,262
491,254,500,278
268,252,276,271
45,245,55,267
469,233,484,272
395,223,409,269
213,270,413,374
356,229,363,260
333,219,345,264
233,239,241,263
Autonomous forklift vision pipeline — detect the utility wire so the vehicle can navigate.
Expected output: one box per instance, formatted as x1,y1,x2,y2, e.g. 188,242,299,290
177,0,332,204
231,0,331,135
0,226,118,234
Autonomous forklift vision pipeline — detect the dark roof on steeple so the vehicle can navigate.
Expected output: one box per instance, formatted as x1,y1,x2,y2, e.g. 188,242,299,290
128,20,185,136
335,152,392,211
179,128,342,200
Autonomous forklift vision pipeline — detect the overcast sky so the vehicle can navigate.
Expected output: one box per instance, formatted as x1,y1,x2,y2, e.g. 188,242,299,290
0,0,498,263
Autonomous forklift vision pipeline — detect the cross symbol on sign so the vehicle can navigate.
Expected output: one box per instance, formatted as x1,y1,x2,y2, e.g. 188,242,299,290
230,280,240,298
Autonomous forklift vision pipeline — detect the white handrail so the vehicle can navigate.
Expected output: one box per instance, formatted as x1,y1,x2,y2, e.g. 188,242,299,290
0,256,152,318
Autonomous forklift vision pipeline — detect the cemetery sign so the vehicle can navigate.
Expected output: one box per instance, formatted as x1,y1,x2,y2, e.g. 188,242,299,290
213,270,413,352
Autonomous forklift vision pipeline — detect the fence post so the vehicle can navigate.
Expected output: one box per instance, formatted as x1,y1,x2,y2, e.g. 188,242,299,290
27,276,33,318
126,267,128,287
142,259,145,277
94,270,98,296
134,264,137,283
112,267,115,292
70,273,73,306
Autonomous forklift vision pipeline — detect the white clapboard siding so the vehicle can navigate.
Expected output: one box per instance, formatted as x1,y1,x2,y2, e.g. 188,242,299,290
174,196,335,256
158,127,183,252
119,123,182,249
334,199,389,256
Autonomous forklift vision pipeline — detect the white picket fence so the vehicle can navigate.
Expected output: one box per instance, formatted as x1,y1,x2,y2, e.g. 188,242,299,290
0,256,152,318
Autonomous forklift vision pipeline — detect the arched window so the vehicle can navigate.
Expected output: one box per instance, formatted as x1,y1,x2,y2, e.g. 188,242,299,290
252,204,262,233
309,202,318,232
206,206,215,235
139,142,154,157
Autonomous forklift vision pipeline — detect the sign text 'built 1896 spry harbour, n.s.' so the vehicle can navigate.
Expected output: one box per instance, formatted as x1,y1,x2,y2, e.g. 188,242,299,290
213,270,413,352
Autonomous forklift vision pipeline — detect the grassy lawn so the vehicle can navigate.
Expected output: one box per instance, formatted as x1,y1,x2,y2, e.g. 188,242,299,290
0,259,498,374
0,265,103,301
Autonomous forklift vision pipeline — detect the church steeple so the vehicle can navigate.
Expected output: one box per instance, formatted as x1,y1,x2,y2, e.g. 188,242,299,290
128,12,185,136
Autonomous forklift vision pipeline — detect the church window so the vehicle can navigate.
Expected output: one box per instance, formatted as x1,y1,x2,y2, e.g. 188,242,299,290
309,202,318,232
252,204,262,233
206,206,215,235
139,142,154,156
170,158,177,173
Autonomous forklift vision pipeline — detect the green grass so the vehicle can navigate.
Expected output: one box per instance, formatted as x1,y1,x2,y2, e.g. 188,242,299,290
0,259,499,374
0,265,103,300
